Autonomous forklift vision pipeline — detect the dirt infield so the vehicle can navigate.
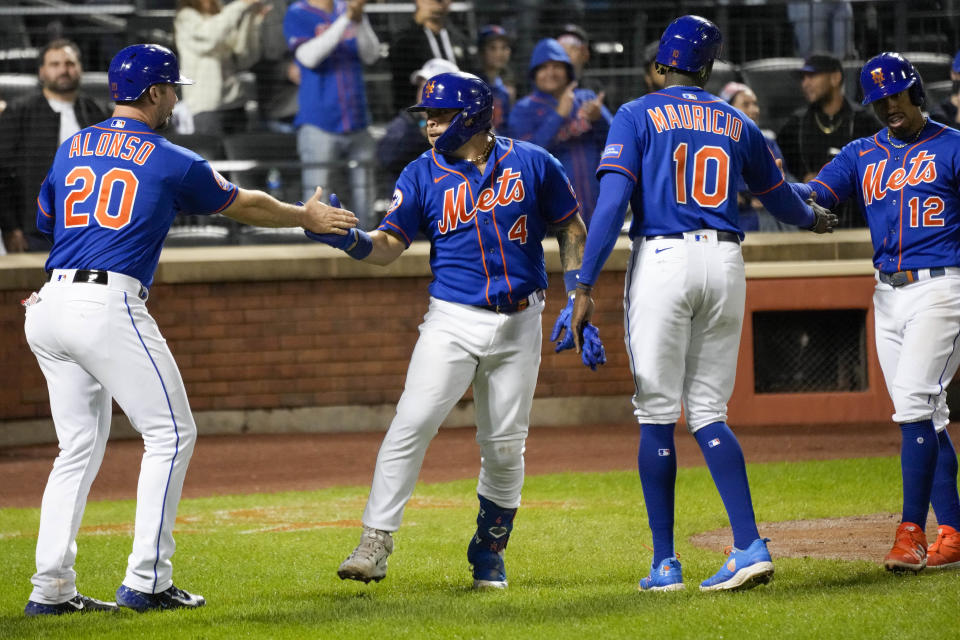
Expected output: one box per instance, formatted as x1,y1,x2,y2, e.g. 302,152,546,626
0,421,901,509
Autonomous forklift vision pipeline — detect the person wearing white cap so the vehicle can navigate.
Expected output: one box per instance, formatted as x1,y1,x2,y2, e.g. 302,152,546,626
375,58,460,206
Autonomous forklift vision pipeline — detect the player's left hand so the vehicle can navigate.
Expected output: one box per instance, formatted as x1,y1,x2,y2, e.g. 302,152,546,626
301,187,357,236
580,323,606,370
550,296,576,352
570,288,595,354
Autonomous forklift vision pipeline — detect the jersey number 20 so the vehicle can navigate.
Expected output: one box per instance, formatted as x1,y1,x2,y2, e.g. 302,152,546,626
63,166,139,230
672,143,729,208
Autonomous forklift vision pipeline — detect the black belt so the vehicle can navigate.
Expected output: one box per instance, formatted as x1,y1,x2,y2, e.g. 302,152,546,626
46,269,148,300
476,289,545,314
878,267,946,287
646,231,741,244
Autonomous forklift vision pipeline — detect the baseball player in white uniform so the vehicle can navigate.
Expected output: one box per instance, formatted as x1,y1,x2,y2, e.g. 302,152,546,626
22,44,356,616
305,71,603,588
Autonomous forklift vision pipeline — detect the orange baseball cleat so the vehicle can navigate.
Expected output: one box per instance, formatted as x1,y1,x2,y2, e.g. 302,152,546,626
883,521,927,573
926,525,960,569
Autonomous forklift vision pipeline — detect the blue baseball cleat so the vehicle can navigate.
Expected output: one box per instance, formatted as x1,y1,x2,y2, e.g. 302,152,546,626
116,584,205,612
700,537,774,592
24,594,119,616
638,557,685,592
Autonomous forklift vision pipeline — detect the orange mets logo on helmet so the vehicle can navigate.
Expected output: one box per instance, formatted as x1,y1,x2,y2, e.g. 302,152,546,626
424,81,436,98
870,68,885,86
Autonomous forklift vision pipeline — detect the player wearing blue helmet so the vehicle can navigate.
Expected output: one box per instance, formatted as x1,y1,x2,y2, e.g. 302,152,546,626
570,15,837,593
22,43,357,616
307,71,603,588
794,52,960,573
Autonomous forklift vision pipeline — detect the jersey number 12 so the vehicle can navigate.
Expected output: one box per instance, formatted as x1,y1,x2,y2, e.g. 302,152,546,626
672,143,729,208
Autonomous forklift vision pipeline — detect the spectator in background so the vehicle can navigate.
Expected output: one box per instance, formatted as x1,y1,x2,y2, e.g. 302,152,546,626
787,1,854,59
642,40,666,95
0,39,109,253
476,25,514,130
932,50,960,127
720,82,796,232
376,57,458,197
777,53,877,227
507,38,611,225
284,0,381,229
389,0,471,112
175,0,270,136
556,23,603,95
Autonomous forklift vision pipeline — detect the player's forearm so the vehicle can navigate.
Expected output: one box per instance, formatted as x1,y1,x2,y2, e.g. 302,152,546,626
755,182,814,228
223,189,306,227
555,215,586,273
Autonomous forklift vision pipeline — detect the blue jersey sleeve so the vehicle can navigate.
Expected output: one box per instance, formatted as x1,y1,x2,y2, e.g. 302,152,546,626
36,169,55,241
175,159,238,215
596,105,642,183
808,143,859,207
579,171,633,285
283,4,314,51
539,152,581,224
377,165,421,246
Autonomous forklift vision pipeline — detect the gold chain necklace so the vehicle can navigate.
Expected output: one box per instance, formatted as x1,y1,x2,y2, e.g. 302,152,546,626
887,117,927,149
468,134,496,166
813,110,840,134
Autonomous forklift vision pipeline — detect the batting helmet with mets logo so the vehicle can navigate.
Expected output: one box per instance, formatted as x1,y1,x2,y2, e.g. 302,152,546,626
108,44,193,102
655,15,723,74
860,52,925,107
407,72,494,154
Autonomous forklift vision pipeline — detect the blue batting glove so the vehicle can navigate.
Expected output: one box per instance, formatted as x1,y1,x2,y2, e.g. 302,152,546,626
581,323,607,371
550,296,576,352
328,193,341,208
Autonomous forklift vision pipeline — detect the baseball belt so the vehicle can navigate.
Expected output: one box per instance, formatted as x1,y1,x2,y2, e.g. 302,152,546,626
476,289,545,314
646,231,741,244
46,269,149,300
878,267,960,287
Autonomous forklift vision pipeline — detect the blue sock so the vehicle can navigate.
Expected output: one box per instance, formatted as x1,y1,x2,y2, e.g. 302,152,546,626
931,428,960,529
899,420,939,528
638,424,677,565
474,494,516,552
694,421,760,550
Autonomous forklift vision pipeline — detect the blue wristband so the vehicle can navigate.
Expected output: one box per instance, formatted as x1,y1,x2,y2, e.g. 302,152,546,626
563,270,581,296
345,228,373,260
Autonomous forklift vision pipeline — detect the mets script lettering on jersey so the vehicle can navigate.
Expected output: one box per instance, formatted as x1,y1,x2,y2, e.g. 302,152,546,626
438,168,525,234
647,104,743,142
862,151,937,205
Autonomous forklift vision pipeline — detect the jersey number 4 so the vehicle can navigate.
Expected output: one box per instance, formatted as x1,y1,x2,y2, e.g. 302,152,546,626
672,143,729,208
63,166,139,230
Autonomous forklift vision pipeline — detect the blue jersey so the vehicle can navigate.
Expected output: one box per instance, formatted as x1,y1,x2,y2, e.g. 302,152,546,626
507,88,612,223
284,0,368,133
37,117,238,287
378,137,580,307
598,86,808,238
809,119,960,272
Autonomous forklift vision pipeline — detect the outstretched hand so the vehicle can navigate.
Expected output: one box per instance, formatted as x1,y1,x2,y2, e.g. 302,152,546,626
807,197,838,234
302,188,357,238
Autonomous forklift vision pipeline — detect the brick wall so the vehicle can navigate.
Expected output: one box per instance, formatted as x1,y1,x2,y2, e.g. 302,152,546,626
1,271,633,422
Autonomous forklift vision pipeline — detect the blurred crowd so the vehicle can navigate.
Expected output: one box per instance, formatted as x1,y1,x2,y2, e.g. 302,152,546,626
2,0,960,252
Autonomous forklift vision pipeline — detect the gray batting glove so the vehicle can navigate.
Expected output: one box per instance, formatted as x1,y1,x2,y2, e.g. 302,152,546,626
807,198,838,234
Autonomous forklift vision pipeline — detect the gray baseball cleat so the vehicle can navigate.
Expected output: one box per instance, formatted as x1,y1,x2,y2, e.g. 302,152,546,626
338,526,394,583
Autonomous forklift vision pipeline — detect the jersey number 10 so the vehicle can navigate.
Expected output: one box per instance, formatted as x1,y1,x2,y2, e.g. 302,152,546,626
63,166,138,230
672,143,730,208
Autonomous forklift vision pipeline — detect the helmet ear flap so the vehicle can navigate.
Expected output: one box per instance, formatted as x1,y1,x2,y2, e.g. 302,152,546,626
908,75,925,107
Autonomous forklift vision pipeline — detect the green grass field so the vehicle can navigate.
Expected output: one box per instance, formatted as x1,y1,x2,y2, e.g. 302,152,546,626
1,456,956,639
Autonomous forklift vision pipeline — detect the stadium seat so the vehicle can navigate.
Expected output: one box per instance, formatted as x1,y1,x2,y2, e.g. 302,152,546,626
0,73,38,106
740,57,806,132
841,59,864,104
165,133,225,160
221,131,306,244
901,52,953,84
925,80,954,113
165,214,234,247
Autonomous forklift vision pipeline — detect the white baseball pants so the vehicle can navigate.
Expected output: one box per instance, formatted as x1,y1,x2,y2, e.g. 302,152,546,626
623,232,746,432
362,297,543,532
24,270,196,603
874,270,960,430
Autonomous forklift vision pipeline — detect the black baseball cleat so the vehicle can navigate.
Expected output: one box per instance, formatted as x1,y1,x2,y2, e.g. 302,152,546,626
24,594,120,616
115,584,205,612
